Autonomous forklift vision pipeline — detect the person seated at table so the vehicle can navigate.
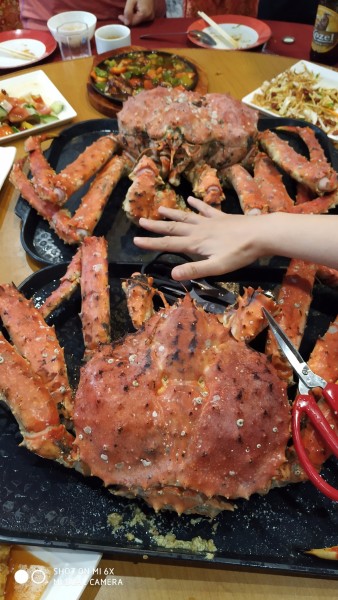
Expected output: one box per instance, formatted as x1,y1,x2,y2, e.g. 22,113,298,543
19,0,166,30
167,0,259,18
257,0,318,25
133,196,338,279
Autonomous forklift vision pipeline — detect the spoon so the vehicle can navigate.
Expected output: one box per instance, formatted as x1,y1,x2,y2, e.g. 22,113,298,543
139,30,217,46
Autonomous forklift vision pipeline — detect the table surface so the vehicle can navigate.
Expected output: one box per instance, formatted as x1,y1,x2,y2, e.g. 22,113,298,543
0,48,337,600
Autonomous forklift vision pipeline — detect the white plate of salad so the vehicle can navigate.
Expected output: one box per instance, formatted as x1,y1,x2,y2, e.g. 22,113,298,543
0,70,77,144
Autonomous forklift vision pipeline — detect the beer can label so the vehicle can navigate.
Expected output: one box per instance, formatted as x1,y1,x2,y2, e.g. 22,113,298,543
311,4,338,53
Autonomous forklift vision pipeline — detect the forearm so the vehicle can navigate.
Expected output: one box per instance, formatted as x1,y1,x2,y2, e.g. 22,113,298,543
258,213,338,269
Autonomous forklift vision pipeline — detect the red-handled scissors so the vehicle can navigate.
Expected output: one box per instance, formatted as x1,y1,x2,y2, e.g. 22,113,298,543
263,308,338,502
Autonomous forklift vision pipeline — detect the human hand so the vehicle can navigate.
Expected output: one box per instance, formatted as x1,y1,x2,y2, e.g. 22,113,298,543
119,0,155,26
134,196,265,280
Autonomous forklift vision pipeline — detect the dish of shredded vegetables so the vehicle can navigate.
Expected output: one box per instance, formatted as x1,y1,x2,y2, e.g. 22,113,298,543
242,60,338,140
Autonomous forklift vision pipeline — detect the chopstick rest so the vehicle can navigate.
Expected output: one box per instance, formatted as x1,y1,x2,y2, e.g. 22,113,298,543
197,11,239,49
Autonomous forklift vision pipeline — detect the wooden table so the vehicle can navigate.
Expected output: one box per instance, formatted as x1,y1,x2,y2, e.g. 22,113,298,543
0,50,337,599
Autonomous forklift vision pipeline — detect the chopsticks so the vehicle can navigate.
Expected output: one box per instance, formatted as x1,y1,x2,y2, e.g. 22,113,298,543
0,44,35,60
197,11,239,49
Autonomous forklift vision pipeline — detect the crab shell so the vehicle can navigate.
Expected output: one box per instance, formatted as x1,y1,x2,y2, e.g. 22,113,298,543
117,87,258,172
74,294,290,514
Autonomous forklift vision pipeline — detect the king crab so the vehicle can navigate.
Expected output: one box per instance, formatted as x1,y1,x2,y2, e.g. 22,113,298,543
9,90,338,250
0,236,337,516
9,88,255,244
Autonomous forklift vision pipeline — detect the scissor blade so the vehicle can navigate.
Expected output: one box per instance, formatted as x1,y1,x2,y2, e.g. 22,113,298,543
262,308,307,376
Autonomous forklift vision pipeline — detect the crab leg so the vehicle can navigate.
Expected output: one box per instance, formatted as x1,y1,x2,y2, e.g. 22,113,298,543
51,133,120,201
10,160,61,221
295,182,315,205
57,152,134,243
219,287,278,342
259,129,338,195
0,283,73,418
80,237,111,360
316,265,338,288
10,153,132,245
9,162,77,245
122,272,169,329
40,247,82,319
123,155,185,222
278,125,337,175
185,161,224,207
225,164,269,215
265,259,317,383
290,190,338,214
24,134,67,205
253,152,295,212
0,333,74,463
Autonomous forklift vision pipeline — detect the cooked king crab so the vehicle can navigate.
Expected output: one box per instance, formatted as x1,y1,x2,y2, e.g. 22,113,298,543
0,236,337,516
9,88,259,244
9,90,338,247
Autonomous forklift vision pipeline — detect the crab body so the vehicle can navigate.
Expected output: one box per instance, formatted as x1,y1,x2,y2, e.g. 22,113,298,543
2,236,337,516
117,87,258,184
74,294,290,514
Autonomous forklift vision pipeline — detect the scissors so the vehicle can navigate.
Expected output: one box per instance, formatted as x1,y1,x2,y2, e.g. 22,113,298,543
263,308,338,502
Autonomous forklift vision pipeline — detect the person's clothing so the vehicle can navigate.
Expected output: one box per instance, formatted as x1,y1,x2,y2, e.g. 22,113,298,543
0,0,22,31
20,0,166,30
257,0,319,24
183,0,259,18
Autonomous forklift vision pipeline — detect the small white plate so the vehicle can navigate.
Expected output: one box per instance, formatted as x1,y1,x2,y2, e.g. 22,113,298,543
0,146,16,190
242,60,338,142
15,546,102,600
0,29,57,69
0,70,77,145
187,15,271,50
0,39,46,68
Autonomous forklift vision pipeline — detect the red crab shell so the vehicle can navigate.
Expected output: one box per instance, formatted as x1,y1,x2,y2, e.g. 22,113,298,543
117,87,259,170
74,294,290,514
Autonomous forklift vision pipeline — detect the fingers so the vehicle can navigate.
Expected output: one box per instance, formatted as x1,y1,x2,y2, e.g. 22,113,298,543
171,258,224,281
121,0,134,24
134,234,193,253
186,196,222,218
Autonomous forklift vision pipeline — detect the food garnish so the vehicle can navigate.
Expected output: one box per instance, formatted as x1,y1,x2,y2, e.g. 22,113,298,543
90,50,198,100
0,89,64,138
252,64,338,136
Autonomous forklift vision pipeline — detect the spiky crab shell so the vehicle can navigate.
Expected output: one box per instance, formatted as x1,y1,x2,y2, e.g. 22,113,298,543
117,87,258,169
74,295,290,509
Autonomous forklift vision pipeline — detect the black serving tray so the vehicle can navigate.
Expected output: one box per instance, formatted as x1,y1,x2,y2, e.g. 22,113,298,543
0,262,337,578
14,116,338,266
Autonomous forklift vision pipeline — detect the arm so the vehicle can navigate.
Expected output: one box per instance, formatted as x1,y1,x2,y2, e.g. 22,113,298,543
134,196,338,280
119,0,155,25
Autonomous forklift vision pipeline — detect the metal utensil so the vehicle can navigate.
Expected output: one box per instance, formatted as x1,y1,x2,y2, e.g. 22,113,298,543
263,308,338,502
139,30,217,46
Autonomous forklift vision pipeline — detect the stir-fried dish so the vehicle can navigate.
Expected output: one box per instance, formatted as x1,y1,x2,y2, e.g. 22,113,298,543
252,64,338,137
90,50,198,101
0,89,64,138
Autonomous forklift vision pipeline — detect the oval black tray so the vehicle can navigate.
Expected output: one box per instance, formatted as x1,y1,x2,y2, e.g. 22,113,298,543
15,116,338,266
0,262,337,578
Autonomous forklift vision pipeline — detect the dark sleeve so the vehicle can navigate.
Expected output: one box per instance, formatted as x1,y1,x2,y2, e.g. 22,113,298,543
257,0,319,24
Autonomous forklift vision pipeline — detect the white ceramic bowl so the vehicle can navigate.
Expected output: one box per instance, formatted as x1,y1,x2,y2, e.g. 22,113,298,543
47,11,97,42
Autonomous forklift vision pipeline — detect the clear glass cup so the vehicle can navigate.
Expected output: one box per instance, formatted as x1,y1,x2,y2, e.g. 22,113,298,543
57,21,92,60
